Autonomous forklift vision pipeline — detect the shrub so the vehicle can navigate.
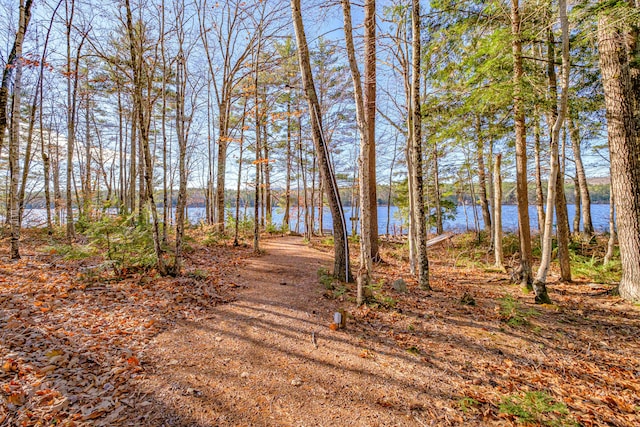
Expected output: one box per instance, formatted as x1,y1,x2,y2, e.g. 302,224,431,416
86,213,157,275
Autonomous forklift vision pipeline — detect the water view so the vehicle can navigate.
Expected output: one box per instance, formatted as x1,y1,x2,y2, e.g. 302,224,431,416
18,204,610,234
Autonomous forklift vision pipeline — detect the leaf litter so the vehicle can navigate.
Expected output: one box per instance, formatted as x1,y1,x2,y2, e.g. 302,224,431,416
1,231,639,426
1,231,249,426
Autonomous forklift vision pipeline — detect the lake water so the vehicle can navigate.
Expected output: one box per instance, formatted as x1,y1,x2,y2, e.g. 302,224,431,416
16,204,611,234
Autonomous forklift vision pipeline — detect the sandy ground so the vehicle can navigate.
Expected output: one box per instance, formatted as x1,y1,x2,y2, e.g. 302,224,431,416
142,236,449,426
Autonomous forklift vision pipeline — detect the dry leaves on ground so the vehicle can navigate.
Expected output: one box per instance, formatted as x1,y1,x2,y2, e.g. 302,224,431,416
0,233,250,426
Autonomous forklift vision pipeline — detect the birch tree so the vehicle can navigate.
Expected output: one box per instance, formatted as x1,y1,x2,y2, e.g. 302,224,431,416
533,0,570,304
341,0,373,304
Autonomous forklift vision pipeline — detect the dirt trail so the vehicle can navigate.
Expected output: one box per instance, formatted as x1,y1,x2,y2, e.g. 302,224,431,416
142,236,448,426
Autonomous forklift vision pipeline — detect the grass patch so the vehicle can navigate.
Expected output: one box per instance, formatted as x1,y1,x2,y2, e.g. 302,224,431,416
406,346,420,356
498,294,539,327
458,396,480,413
499,391,576,426
372,295,397,309
571,252,621,284
44,244,96,260
318,267,348,298
318,267,333,289
320,236,334,247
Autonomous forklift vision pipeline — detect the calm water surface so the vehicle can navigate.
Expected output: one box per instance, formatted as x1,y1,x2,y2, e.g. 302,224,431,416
18,204,612,234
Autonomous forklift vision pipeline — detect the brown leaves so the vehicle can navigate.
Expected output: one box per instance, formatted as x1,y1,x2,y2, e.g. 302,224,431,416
0,233,249,426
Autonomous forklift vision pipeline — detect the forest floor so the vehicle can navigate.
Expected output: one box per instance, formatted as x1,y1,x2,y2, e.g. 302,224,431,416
1,230,639,426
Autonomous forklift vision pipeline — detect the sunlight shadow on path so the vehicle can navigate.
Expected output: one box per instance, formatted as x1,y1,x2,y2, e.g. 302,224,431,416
142,236,453,426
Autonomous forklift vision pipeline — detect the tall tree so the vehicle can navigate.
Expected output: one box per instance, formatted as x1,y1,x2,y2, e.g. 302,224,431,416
364,0,379,261
534,0,570,304
475,114,492,241
568,113,594,236
597,6,640,302
410,0,429,290
7,0,34,259
341,0,373,304
123,0,166,275
65,0,81,241
290,0,351,281
0,0,33,161
493,153,504,270
196,0,258,233
511,0,533,288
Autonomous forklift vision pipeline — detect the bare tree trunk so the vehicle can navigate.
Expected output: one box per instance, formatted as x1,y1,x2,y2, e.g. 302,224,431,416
41,108,53,233
534,0,570,303
8,57,23,258
263,118,272,227
406,141,417,274
494,154,504,270
215,105,229,233
433,140,443,235
310,158,316,234
160,0,169,243
318,180,324,236
53,120,62,226
283,94,292,231
82,89,92,222
568,114,594,236
386,135,399,237
604,189,616,265
234,101,248,246
555,126,572,282
17,80,39,228
253,31,263,252
173,42,188,274
291,0,351,281
8,0,34,259
298,119,311,240
117,90,125,212
364,0,379,261
341,0,373,303
129,106,137,215
410,0,429,290
39,0,61,234
598,11,640,301
0,0,33,161
533,110,545,245
572,176,581,233
66,0,81,241
475,115,491,239
512,0,533,288
124,0,166,275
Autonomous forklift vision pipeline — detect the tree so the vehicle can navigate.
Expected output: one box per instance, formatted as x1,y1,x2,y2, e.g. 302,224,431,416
533,0,570,304
290,0,351,281
568,113,594,236
123,0,166,275
7,0,34,259
0,0,32,160
364,0,379,261
597,6,640,302
475,115,492,243
196,0,263,233
493,153,504,270
511,0,533,288
341,0,373,304
410,0,429,290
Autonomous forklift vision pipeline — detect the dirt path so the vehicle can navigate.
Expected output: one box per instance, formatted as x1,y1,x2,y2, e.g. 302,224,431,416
142,236,448,426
